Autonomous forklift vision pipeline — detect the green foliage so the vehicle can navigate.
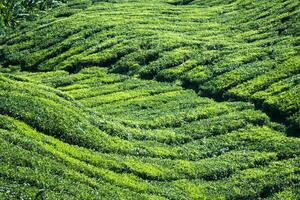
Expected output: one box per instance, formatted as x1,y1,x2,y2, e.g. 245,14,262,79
0,0,298,130
0,0,66,28
1,68,299,199
0,0,299,198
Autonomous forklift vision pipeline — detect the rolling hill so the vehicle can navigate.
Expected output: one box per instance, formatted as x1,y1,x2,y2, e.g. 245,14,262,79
0,0,299,199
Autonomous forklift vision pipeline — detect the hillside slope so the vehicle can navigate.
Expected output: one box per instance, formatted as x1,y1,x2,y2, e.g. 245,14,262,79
0,0,299,132
0,0,299,199
1,68,300,199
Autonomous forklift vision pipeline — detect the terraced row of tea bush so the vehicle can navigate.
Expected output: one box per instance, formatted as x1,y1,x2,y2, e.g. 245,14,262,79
0,0,299,132
0,0,299,199
1,67,300,199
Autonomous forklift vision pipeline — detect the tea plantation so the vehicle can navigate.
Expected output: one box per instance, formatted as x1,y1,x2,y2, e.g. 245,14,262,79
0,0,299,199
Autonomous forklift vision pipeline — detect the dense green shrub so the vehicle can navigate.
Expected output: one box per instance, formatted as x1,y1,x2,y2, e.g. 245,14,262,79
0,67,299,199
0,0,66,28
0,0,299,198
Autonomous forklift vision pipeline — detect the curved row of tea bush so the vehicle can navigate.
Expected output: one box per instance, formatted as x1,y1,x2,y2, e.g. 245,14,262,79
0,0,298,132
0,0,299,198
1,68,299,199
